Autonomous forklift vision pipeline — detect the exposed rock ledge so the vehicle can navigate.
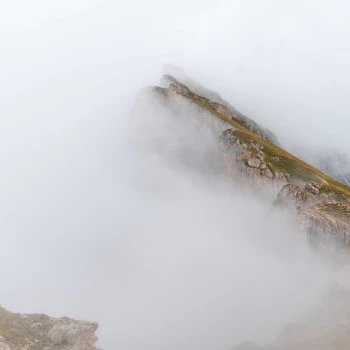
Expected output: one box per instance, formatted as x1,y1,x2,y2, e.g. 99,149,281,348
219,128,289,192
274,182,320,208
275,182,350,250
0,306,100,350
297,201,350,250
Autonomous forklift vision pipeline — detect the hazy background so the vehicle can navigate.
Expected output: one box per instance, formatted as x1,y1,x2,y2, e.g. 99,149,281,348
1,0,350,349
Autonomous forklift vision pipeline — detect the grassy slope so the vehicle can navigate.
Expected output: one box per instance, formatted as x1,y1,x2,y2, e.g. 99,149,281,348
178,85,350,201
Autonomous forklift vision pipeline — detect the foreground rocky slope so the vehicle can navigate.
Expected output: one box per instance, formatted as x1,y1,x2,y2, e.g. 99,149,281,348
152,71,350,252
0,306,100,350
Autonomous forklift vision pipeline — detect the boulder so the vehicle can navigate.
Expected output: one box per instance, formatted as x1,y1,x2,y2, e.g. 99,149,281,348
247,157,261,168
304,181,320,195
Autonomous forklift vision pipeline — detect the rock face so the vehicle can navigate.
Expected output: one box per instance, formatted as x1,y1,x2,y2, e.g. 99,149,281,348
0,306,100,350
273,181,350,250
274,182,350,250
219,128,288,192
275,183,319,208
297,202,350,250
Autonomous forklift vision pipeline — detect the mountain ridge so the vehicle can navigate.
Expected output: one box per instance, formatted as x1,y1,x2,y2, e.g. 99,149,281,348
154,74,350,199
152,72,350,252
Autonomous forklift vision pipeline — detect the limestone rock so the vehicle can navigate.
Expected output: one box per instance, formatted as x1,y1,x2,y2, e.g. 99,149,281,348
262,168,274,178
274,181,350,251
0,343,10,350
304,181,320,195
218,128,291,193
275,183,319,208
297,201,350,249
0,306,101,350
260,162,267,170
247,157,261,168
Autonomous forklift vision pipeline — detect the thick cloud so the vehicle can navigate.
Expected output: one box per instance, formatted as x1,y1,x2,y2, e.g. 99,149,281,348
0,1,350,349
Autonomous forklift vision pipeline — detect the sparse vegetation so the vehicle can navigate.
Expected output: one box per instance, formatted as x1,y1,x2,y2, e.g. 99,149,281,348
181,87,350,202
0,307,50,349
0,306,99,350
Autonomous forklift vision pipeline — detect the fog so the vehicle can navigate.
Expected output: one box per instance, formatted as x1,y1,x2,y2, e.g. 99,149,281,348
1,0,350,349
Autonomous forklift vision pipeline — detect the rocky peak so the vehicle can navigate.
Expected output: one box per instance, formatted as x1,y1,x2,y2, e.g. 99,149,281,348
151,69,350,252
156,74,278,142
